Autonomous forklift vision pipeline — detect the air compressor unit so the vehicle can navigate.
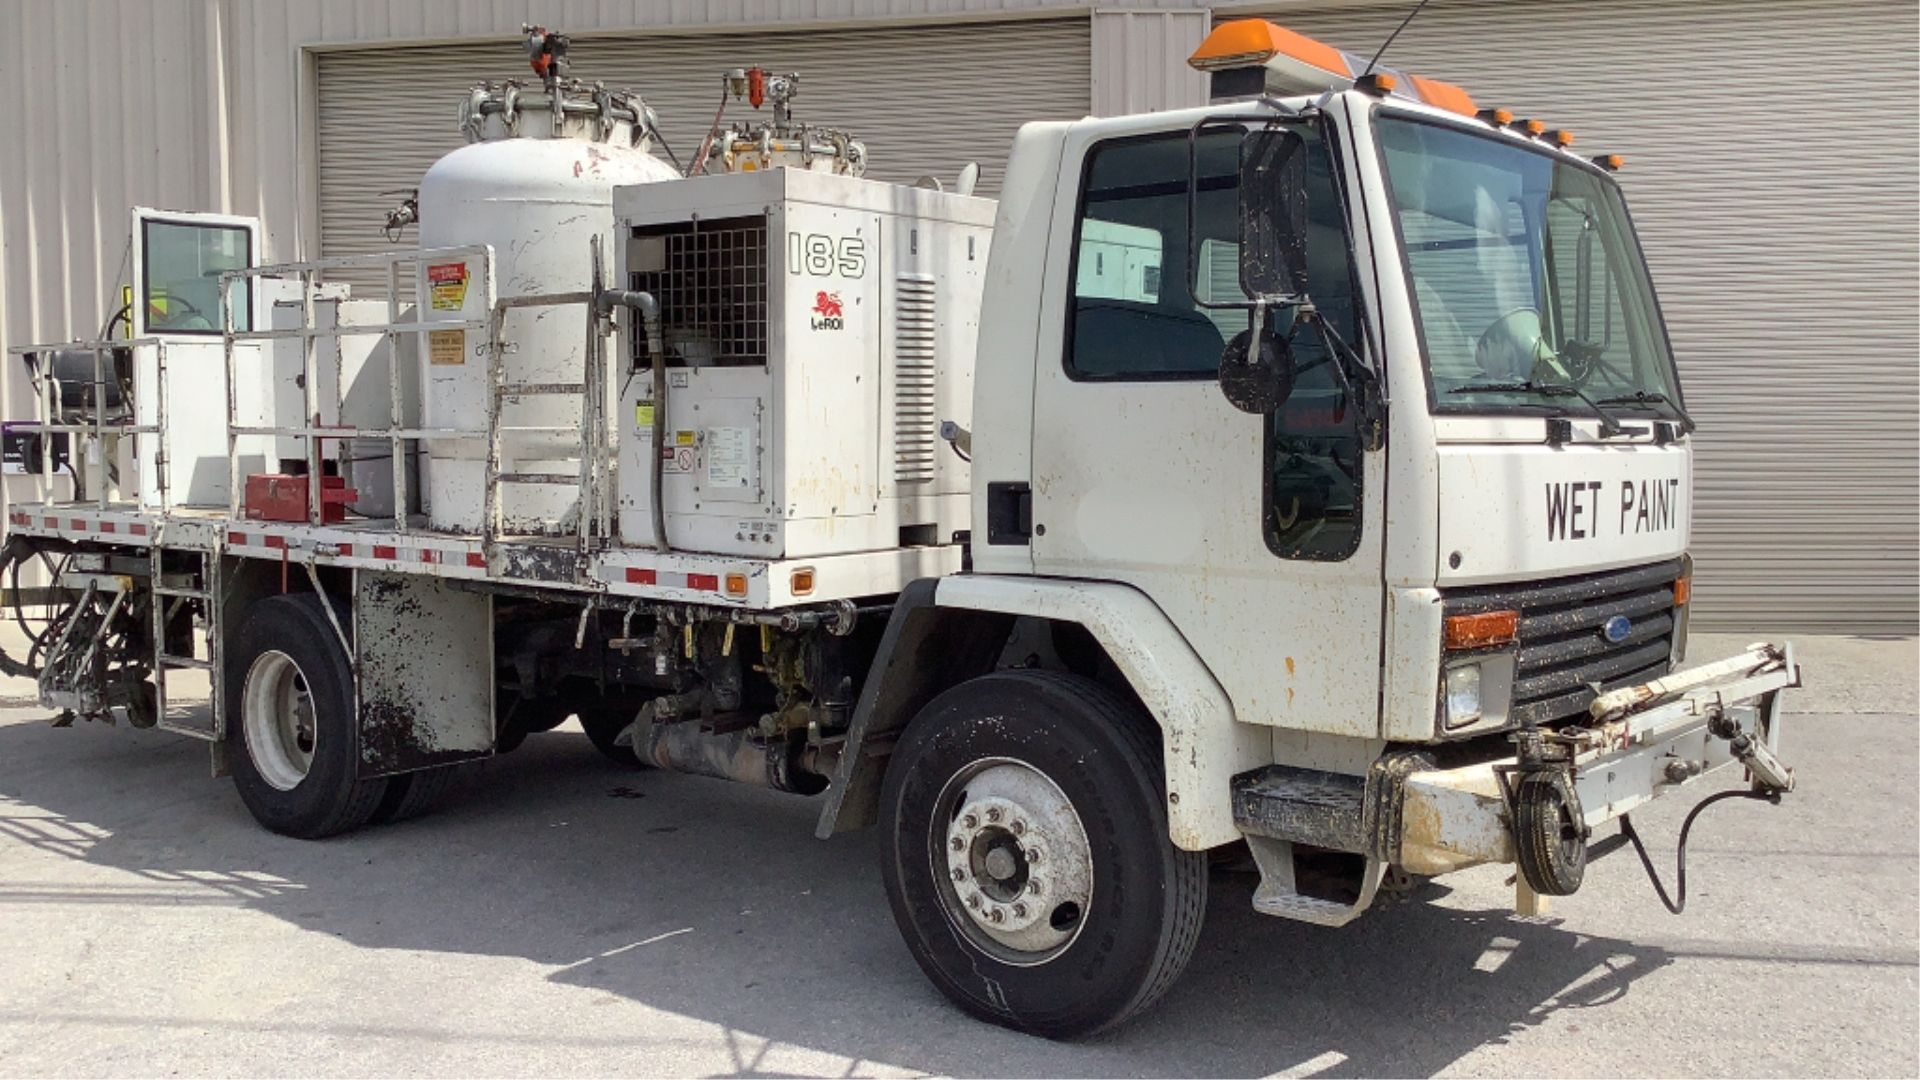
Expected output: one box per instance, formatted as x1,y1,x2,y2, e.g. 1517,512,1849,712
614,167,992,560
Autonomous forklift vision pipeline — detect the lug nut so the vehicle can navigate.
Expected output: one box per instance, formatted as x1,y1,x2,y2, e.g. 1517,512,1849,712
966,893,982,910
949,836,965,851
962,813,979,829
985,807,1002,823
1013,903,1028,918
987,907,1004,923
952,867,967,882
1026,879,1042,895
1011,820,1026,836
1025,847,1042,863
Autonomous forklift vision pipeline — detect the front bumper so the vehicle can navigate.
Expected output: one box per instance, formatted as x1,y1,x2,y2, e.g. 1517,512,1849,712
1232,643,1800,924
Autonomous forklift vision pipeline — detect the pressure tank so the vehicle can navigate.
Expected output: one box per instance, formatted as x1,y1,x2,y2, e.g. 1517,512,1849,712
416,74,678,535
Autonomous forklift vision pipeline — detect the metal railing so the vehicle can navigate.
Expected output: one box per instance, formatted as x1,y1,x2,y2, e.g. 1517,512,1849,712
219,245,499,531
4,336,170,511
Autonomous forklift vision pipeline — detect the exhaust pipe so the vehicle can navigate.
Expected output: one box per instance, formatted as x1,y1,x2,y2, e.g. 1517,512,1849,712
621,704,830,795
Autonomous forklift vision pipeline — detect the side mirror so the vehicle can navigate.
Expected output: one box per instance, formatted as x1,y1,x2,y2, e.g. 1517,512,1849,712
1219,318,1295,414
1239,128,1311,299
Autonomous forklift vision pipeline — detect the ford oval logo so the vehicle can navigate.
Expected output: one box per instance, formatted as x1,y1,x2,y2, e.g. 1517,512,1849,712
1602,615,1632,644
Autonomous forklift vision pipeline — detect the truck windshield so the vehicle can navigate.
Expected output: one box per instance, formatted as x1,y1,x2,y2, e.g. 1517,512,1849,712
1376,115,1681,418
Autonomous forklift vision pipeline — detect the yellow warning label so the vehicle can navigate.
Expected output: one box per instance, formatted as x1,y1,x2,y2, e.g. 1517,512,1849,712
428,329,466,365
674,430,697,446
635,402,655,429
427,262,470,311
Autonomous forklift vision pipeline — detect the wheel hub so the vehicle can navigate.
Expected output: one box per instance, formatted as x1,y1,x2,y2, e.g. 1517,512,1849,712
242,650,317,792
939,759,1093,962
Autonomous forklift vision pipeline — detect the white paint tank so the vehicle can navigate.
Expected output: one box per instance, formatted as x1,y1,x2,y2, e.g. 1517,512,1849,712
416,89,678,535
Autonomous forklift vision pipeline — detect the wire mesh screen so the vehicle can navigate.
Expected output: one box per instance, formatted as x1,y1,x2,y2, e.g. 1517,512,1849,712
629,216,769,366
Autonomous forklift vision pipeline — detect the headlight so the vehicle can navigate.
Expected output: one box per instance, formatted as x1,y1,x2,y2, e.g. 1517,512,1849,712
1444,663,1482,729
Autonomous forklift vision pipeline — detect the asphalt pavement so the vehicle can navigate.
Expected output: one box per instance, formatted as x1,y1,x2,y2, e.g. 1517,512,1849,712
0,629,1914,1077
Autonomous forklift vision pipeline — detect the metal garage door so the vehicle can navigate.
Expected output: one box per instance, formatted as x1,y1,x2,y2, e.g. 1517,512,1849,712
1238,0,1919,631
315,17,1089,290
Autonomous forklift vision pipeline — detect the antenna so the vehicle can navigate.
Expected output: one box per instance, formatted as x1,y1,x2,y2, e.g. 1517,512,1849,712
1361,0,1433,77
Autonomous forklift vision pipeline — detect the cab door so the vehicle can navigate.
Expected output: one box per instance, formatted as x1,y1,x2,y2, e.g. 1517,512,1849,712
1024,120,1387,739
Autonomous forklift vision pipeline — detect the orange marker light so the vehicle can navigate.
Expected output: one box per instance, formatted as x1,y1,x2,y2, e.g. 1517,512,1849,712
1444,610,1520,650
1356,72,1399,96
1673,576,1691,606
1594,152,1626,171
1188,18,1349,76
724,572,748,597
1546,128,1576,147
790,567,816,597
1517,118,1547,136
1478,106,1515,126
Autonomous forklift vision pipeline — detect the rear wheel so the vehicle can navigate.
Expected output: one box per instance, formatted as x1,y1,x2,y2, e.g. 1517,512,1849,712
579,705,645,768
224,593,388,838
879,670,1206,1039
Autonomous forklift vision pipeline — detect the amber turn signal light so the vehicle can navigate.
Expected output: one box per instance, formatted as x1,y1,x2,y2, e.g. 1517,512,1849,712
1673,576,1691,606
1444,610,1520,650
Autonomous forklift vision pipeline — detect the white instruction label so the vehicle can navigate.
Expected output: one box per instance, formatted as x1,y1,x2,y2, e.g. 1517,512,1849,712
706,426,755,489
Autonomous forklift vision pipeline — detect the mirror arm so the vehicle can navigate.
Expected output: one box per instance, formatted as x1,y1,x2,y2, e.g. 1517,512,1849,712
1302,306,1387,452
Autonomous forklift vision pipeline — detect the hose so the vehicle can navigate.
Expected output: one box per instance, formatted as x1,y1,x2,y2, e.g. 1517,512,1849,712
1618,787,1780,915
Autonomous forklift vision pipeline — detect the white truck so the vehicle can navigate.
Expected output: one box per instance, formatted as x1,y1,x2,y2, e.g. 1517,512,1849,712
1,21,1798,1038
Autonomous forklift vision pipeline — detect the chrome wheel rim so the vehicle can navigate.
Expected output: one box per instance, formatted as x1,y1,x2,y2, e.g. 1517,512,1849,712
933,756,1094,966
242,650,316,791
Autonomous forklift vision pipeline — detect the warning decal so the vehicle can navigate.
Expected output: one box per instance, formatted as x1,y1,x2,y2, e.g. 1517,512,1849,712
427,262,470,311
428,329,466,365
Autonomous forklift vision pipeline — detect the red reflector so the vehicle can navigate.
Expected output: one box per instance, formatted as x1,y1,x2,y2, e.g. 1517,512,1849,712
372,545,397,560
466,552,486,568
130,523,148,537
626,567,657,585
42,517,57,528
264,535,287,550
100,521,116,533
419,549,437,563
1444,610,1520,650
70,519,85,531
687,573,720,591
228,531,248,546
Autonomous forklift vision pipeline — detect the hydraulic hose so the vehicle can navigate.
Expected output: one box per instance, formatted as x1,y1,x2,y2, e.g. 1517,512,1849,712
1618,787,1780,914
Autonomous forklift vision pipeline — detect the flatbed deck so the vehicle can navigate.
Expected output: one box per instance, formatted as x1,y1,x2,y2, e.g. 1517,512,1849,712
5,501,956,609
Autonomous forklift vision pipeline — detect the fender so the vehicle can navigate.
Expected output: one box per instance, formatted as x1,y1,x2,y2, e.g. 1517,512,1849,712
817,573,1268,851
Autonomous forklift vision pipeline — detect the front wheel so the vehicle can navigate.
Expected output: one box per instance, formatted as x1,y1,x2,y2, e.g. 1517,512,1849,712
879,671,1206,1039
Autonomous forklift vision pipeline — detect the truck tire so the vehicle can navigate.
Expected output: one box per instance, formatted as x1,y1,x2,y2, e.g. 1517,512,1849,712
878,670,1206,1039
579,705,644,768
369,764,458,825
224,593,389,839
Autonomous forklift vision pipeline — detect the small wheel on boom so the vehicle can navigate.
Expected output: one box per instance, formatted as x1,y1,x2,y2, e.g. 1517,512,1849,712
878,670,1207,1039
1513,769,1589,896
224,593,390,839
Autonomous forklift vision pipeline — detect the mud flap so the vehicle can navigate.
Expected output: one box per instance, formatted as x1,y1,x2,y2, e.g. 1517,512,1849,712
354,570,494,777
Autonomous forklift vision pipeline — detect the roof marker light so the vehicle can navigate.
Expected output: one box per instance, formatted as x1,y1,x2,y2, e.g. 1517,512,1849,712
1546,128,1576,147
1516,118,1547,137
1477,106,1515,126
1356,72,1398,96
1593,153,1626,171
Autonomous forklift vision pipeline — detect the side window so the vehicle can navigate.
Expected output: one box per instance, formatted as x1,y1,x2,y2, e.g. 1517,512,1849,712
1065,131,1243,378
141,219,253,334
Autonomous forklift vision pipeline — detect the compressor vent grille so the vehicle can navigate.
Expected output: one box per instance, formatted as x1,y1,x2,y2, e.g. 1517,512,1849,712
894,274,938,484
630,217,768,366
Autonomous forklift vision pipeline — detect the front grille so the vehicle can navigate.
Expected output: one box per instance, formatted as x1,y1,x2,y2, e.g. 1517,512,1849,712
1444,559,1683,727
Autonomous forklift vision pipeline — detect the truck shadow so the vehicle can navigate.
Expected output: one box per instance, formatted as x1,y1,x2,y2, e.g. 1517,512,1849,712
0,715,1671,1078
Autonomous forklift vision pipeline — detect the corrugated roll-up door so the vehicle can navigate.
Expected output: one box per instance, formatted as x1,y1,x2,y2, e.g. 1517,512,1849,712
1239,0,1918,632
315,18,1090,295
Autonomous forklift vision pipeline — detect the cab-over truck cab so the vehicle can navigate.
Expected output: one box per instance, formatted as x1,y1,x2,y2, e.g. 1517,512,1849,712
845,19,1797,1037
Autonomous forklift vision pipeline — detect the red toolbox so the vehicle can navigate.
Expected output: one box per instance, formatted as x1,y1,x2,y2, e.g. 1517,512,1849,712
244,473,357,524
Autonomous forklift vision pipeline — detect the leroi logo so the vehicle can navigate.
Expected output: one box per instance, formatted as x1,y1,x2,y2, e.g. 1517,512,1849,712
1602,614,1632,644
810,291,844,330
